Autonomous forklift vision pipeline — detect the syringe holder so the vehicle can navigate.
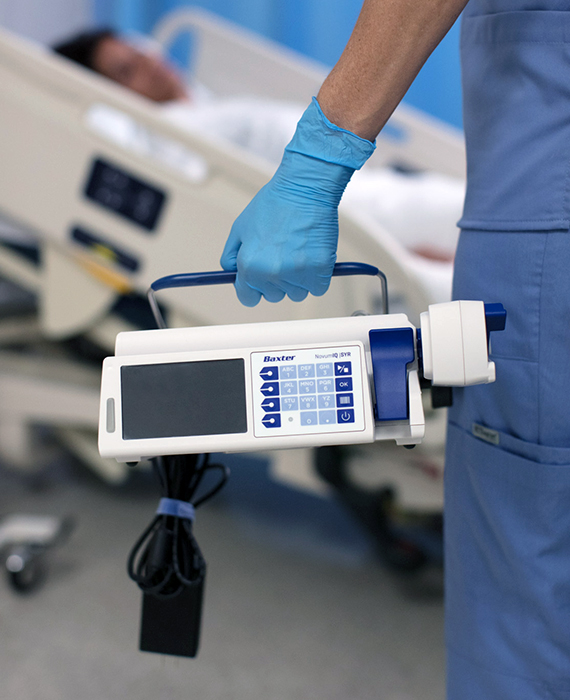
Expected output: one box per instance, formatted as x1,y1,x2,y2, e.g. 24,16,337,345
369,327,415,421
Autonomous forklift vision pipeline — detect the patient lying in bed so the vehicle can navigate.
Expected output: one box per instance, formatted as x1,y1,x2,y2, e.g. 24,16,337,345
54,29,465,265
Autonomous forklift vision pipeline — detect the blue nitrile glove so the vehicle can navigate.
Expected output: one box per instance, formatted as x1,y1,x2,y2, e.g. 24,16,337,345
220,97,375,306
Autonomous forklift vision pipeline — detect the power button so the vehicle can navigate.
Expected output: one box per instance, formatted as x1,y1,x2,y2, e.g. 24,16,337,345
337,409,355,424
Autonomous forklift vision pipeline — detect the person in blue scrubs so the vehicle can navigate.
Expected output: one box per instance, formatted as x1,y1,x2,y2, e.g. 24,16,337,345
221,1,570,697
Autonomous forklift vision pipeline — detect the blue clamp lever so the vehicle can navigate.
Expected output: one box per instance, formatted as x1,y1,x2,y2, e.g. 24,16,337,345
369,328,415,422
147,262,388,329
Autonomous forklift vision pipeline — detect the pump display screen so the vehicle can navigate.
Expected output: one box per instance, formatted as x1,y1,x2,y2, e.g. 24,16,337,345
121,359,247,439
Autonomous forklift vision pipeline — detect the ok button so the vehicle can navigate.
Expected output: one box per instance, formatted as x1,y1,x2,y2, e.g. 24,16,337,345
335,377,353,392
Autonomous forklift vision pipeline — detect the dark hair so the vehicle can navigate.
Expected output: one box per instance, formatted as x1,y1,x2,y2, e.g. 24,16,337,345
52,29,115,71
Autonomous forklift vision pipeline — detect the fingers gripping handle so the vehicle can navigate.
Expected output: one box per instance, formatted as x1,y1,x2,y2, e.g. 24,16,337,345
147,263,388,329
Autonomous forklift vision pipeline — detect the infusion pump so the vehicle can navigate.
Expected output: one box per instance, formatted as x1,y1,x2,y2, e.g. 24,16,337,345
98,267,506,463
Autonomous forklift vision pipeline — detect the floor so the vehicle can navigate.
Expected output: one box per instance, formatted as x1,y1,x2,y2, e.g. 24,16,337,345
0,450,445,700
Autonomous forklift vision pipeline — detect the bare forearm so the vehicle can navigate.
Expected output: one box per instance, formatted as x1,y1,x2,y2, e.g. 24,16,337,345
317,0,468,140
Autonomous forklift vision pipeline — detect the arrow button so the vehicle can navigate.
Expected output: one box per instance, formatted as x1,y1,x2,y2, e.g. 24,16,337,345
261,398,280,412
260,382,279,396
261,414,281,429
260,366,279,380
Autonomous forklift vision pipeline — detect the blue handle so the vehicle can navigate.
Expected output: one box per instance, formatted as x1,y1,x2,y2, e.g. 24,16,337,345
150,262,380,292
148,262,387,329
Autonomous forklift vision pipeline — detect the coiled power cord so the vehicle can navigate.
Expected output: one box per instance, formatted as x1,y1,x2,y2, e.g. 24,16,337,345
127,453,229,656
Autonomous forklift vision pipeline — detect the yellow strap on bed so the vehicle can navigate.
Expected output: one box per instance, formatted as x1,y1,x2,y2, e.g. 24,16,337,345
74,253,133,295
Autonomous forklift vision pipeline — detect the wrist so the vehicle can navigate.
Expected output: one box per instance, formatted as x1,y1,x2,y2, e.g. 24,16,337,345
285,97,376,170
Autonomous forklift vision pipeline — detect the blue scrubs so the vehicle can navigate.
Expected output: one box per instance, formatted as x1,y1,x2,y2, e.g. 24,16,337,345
446,2,570,697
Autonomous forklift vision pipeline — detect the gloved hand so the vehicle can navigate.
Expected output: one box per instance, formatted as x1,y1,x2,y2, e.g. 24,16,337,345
220,98,375,306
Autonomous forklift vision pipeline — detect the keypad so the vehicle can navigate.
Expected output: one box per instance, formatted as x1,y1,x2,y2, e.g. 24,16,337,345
255,356,356,432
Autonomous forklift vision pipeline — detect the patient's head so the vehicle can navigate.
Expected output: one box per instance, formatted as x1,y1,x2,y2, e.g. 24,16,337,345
53,29,188,103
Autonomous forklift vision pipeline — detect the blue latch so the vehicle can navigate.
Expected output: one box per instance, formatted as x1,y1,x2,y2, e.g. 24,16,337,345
369,328,415,421
484,303,507,339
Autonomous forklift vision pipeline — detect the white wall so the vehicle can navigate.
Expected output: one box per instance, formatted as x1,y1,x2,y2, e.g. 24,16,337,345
0,0,91,45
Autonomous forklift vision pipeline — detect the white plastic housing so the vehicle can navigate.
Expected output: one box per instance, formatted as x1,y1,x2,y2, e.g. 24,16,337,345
99,314,419,462
98,303,498,463
420,300,495,386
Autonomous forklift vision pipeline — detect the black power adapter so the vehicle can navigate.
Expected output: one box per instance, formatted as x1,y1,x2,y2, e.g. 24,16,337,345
139,579,204,658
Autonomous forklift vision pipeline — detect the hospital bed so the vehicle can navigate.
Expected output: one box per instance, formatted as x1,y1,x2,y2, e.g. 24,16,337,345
0,9,464,502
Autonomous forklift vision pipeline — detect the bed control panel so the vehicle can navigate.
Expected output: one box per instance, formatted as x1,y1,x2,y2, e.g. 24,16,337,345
84,157,167,231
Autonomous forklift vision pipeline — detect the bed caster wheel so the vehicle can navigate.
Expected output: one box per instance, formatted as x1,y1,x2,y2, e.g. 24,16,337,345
376,535,427,573
0,514,75,595
5,546,46,593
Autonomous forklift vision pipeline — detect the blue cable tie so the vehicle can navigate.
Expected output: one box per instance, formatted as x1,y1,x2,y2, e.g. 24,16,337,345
156,498,196,522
